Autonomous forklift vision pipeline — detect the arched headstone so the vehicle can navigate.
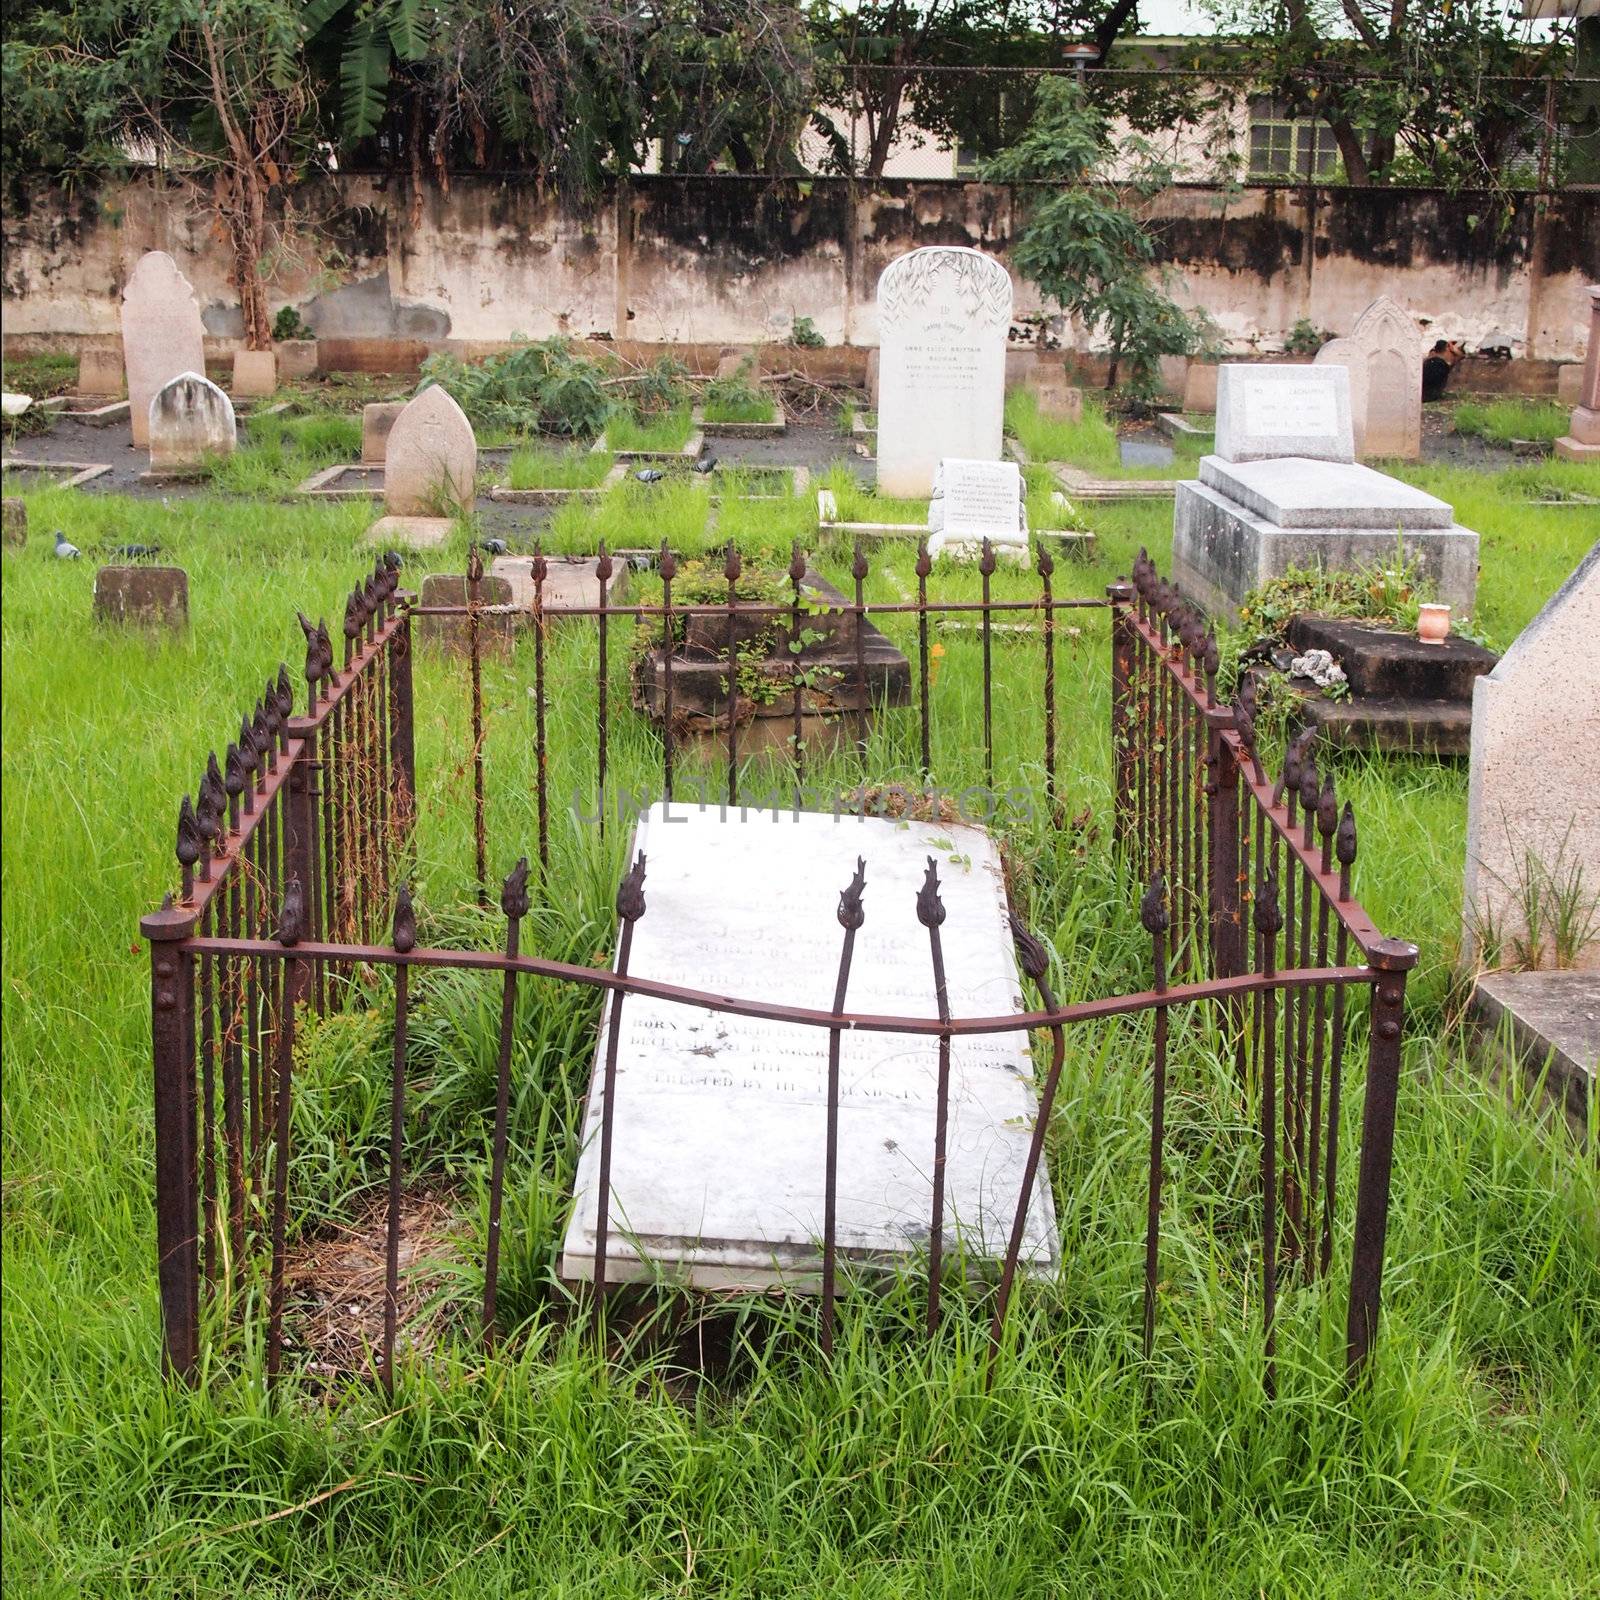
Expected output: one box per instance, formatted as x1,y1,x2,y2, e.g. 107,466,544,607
147,373,236,476
1314,296,1424,459
875,247,1013,497
384,385,477,516
122,253,207,448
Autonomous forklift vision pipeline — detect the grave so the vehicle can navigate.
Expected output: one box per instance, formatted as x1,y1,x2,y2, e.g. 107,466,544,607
144,373,236,478
1555,286,1599,464
490,554,630,615
383,386,476,516
295,464,385,500
2,498,24,545
1313,295,1424,459
927,458,1028,562
232,349,277,398
1471,970,1597,1136
560,804,1060,1288
1120,438,1173,469
631,568,911,760
1172,364,1480,624
121,252,207,449
77,346,125,398
363,401,407,465
1182,361,1219,414
416,573,515,653
875,246,1013,497
1277,615,1497,755
1464,542,1600,973
1023,359,1083,422
93,565,188,630
276,339,319,380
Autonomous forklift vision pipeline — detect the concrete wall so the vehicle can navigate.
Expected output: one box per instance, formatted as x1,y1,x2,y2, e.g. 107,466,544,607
4,172,1595,367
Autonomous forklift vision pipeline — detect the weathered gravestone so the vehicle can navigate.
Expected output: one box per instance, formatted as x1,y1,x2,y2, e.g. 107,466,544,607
122,252,207,449
491,554,630,615
875,247,1013,497
1183,361,1219,414
77,345,125,399
2,499,24,546
384,386,476,515
93,564,188,629
362,401,407,465
560,804,1060,1287
1464,541,1600,973
1313,296,1424,459
1556,286,1600,464
416,573,515,653
232,349,277,398
1172,364,1479,624
1024,359,1083,422
927,458,1027,562
146,373,236,477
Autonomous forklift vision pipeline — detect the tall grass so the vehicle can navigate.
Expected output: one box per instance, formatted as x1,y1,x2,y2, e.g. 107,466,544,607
2,468,1597,1595
1453,398,1571,447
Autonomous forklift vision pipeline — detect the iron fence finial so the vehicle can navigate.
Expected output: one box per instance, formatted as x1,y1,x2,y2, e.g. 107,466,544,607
1254,868,1283,937
275,877,306,946
501,857,531,922
837,857,867,930
176,796,201,870
617,852,648,922
393,883,417,954
1140,873,1170,935
1009,912,1050,984
915,857,946,928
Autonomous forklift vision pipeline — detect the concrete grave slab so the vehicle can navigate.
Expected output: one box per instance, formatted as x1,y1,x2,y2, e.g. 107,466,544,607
417,573,515,653
1471,970,1598,1132
1,457,114,489
1197,456,1454,529
363,515,454,551
490,554,630,614
560,804,1059,1288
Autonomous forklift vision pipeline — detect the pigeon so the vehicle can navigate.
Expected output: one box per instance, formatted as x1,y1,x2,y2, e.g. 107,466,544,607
53,531,80,559
635,468,664,484
383,549,404,567
111,542,161,560
481,537,508,556
690,455,718,475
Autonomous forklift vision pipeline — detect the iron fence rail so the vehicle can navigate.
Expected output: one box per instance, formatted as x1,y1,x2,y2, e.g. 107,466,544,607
142,546,1413,1399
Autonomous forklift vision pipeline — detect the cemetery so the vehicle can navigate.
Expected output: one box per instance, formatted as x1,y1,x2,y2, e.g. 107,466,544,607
3,9,1599,1593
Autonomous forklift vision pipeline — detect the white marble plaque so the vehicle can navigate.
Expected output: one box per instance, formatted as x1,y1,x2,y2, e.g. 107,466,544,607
875,247,1013,498
928,458,1027,561
561,805,1060,1287
1214,363,1353,464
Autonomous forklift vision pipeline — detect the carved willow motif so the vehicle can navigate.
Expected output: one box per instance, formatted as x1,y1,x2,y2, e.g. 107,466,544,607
878,248,1013,335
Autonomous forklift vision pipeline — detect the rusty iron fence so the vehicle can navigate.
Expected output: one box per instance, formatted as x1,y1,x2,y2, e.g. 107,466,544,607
142,543,1413,1399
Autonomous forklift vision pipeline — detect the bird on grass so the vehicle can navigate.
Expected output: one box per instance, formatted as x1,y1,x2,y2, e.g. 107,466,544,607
54,531,80,559
635,468,664,484
109,542,161,560
481,537,509,556
691,455,718,475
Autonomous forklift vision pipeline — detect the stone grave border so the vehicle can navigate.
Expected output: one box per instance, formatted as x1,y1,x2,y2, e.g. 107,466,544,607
700,401,786,439
593,406,707,462
488,461,631,505
709,464,810,502
1,457,114,489
1006,437,1176,503
1156,413,1214,445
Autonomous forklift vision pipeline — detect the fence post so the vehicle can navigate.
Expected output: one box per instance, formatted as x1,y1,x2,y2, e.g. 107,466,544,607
390,604,416,832
1107,581,1135,849
1207,724,1245,983
1345,936,1417,1381
283,717,320,1000
143,900,200,1379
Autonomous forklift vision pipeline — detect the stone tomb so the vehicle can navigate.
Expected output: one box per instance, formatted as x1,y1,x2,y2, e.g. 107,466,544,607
1556,285,1600,464
93,565,189,630
491,554,630,615
1173,364,1479,624
875,247,1013,497
122,252,207,449
1313,295,1424,460
927,458,1028,562
416,573,515,653
560,804,1060,1288
145,373,236,478
384,386,477,516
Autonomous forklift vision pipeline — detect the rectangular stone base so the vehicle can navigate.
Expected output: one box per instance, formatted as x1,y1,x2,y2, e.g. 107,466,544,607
364,515,453,550
1172,480,1479,625
1555,436,1600,462
1471,971,1597,1135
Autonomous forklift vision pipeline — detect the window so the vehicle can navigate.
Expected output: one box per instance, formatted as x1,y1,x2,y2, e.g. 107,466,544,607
1248,97,1344,179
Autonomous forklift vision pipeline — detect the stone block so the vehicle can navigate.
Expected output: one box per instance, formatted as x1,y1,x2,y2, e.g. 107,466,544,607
1557,363,1583,406
1214,363,1353,464
2,499,24,546
77,346,125,398
417,573,515,652
93,564,188,629
1288,616,1497,701
362,401,407,465
1197,456,1453,529
1182,362,1219,413
1024,359,1083,422
490,554,629,615
232,349,277,397
276,339,320,379
1471,970,1598,1130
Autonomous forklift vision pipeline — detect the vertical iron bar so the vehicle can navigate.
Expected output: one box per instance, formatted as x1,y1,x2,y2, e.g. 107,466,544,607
1039,543,1056,822
917,859,951,1335
822,859,866,1358
482,859,528,1345
916,541,932,781
1142,877,1171,1367
660,545,676,806
597,543,612,837
725,545,741,810
980,539,995,793
533,548,550,875
790,542,807,802
1107,582,1135,850
852,539,869,773
1256,859,1282,1401
266,877,306,1390
384,885,416,1392
467,547,488,905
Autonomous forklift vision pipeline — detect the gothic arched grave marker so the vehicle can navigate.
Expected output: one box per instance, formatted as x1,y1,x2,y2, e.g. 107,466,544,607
384,386,477,516
1314,296,1424,460
875,248,1013,498
122,253,207,449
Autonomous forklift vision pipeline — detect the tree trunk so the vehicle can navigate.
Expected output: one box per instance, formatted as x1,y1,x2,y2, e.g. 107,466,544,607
1326,117,1371,186
224,168,272,351
864,73,908,178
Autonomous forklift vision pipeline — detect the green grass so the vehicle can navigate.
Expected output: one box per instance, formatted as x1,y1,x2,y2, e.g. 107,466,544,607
818,465,926,525
505,445,615,491
3,462,1599,1595
703,394,778,425
1453,398,1571,447
2,349,78,399
604,406,695,453
1005,391,1203,480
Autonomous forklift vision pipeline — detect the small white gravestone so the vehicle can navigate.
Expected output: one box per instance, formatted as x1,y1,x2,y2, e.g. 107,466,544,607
146,373,236,476
561,804,1060,1288
927,458,1028,562
122,252,207,449
1314,296,1424,459
875,246,1013,498
1213,363,1353,464
1464,542,1600,972
384,385,477,516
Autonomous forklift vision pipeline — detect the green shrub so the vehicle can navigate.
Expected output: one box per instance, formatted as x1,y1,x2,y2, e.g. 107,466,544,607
418,338,611,438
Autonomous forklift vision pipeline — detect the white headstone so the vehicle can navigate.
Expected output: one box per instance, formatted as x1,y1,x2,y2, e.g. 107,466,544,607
1314,297,1424,459
1464,542,1600,972
147,373,235,475
384,385,477,516
122,252,207,448
875,247,1013,497
927,458,1027,562
1214,363,1353,464
561,804,1060,1287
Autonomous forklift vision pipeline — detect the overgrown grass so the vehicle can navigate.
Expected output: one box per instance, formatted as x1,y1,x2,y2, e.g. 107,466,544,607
1453,398,1571,446
505,445,615,491
604,406,696,453
1006,390,1203,480
2,349,77,398
2,464,1598,1595
703,394,779,425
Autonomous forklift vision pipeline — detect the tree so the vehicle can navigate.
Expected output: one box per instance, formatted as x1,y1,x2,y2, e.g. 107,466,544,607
985,76,1200,405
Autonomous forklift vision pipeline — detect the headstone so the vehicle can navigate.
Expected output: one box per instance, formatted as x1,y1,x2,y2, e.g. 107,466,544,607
865,348,880,408
560,804,1060,1287
927,458,1027,562
1314,296,1424,459
1024,360,1083,422
1183,361,1219,414
1557,363,1583,407
232,349,277,398
875,247,1013,497
146,373,236,476
2,499,24,546
491,554,629,615
1464,542,1600,972
121,252,207,448
93,564,189,629
384,386,476,515
77,345,125,399
362,401,407,465
416,573,515,653
1214,363,1353,463
276,339,320,380
1157,355,1188,405
715,346,759,382
1556,285,1600,464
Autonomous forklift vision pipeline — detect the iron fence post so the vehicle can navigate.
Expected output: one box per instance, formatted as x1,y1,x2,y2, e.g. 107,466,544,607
143,901,199,1380
391,599,416,829
1345,936,1417,1381
1107,581,1135,849
283,716,319,1006
1207,725,1245,984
